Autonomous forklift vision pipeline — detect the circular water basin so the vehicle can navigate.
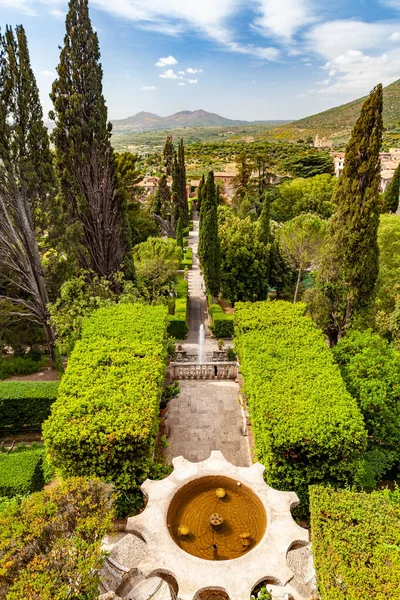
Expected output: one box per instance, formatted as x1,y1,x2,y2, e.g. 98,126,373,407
167,476,267,561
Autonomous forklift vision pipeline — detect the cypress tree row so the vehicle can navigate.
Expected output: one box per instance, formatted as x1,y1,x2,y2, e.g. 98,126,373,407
50,0,126,281
198,171,221,297
320,84,383,343
383,163,400,213
0,25,57,359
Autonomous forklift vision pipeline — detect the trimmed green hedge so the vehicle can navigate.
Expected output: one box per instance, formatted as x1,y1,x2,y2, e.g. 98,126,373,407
180,247,193,270
0,356,44,380
168,275,188,340
208,295,234,338
310,486,400,598
0,381,59,435
235,301,367,510
0,447,44,497
43,304,169,513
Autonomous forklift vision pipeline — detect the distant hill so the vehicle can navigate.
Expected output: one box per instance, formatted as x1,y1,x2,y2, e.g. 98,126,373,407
112,109,289,134
283,79,400,143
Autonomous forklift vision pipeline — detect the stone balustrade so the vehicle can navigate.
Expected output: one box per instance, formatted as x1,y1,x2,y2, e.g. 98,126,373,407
168,362,238,380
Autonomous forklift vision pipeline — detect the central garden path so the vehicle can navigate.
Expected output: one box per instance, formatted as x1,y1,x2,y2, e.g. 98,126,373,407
163,214,251,467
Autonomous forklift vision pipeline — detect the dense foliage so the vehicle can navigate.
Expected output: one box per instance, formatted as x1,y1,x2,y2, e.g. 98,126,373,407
0,447,44,497
0,477,114,600
0,381,59,434
310,486,400,599
333,330,400,487
134,237,182,302
43,304,168,514
235,301,367,510
218,208,269,304
207,296,234,338
168,275,188,339
271,174,336,221
383,162,400,213
0,355,44,381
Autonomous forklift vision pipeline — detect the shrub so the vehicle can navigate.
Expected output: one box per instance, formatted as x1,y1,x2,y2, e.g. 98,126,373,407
234,301,367,511
333,329,400,487
0,477,114,600
43,304,169,514
0,448,44,497
208,295,234,338
0,381,59,435
180,247,193,270
0,355,44,381
310,486,400,599
168,275,188,340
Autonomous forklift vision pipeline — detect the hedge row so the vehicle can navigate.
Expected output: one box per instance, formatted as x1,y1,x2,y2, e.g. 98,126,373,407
43,304,169,513
168,275,188,340
180,247,193,270
0,381,59,435
310,486,400,598
234,301,367,510
0,355,44,380
0,447,44,497
208,295,234,338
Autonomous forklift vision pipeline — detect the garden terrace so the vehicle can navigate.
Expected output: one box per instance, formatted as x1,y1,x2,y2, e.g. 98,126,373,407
234,301,367,510
43,304,169,513
310,486,400,598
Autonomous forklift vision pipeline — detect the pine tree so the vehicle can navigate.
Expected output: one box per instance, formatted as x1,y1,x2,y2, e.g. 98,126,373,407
383,163,400,213
0,26,57,359
50,0,126,281
319,84,383,343
175,217,184,249
198,172,220,297
163,135,174,177
197,174,205,214
232,152,252,212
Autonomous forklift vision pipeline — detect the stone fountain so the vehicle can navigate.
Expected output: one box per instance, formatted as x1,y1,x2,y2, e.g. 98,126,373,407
100,452,314,600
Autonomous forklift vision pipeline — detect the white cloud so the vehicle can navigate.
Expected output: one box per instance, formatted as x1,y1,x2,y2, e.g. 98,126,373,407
187,67,203,74
177,82,186,86
141,85,156,90
178,70,186,75
159,69,183,80
187,78,198,84
155,55,177,67
253,0,316,41
305,20,398,59
390,31,400,41
40,70,56,77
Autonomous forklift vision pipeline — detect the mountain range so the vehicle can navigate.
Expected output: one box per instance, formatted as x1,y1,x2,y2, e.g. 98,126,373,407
111,109,289,134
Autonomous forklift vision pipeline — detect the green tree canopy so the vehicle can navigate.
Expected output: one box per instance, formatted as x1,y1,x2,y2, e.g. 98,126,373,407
218,208,269,304
278,213,328,302
333,329,400,487
134,237,182,302
383,163,400,213
271,174,336,221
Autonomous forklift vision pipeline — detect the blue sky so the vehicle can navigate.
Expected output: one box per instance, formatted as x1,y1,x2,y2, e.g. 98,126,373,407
1,0,400,121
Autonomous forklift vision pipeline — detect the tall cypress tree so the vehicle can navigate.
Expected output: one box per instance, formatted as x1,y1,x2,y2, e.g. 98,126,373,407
383,163,400,213
0,26,56,359
163,135,174,177
197,174,205,214
175,217,184,249
198,172,220,297
258,192,271,245
50,0,126,281
153,174,171,218
320,84,383,343
177,138,189,226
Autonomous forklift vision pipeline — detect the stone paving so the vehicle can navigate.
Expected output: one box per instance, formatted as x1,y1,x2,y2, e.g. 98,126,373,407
162,215,251,467
164,380,251,467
